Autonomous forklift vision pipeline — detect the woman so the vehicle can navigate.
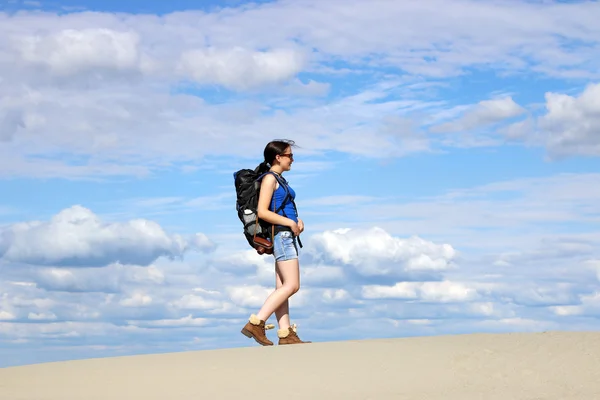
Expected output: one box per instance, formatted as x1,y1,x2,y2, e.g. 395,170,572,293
240,139,311,345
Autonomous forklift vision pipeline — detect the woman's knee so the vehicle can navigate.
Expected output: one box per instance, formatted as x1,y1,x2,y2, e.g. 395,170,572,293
283,283,300,296
291,282,300,295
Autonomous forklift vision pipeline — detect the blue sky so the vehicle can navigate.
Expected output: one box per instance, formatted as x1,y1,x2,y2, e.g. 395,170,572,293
1,0,600,367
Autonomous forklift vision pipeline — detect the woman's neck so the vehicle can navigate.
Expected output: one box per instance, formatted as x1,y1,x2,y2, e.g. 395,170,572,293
269,167,283,175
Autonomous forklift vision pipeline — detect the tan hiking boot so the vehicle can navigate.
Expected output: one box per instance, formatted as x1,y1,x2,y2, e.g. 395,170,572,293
241,314,274,346
277,324,312,345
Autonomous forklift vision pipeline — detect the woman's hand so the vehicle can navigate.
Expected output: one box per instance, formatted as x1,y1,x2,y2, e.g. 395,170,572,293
297,218,304,233
288,221,301,236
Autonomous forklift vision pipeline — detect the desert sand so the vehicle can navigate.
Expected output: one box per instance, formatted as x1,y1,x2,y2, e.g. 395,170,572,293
1,331,599,399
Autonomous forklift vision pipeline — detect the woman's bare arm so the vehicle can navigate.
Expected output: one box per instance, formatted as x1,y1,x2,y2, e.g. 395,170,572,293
257,174,294,227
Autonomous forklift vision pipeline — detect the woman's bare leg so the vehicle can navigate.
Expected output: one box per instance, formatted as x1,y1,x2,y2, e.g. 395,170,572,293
256,258,299,323
274,262,291,330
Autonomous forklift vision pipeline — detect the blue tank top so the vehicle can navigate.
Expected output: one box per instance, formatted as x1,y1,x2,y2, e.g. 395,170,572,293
269,174,298,223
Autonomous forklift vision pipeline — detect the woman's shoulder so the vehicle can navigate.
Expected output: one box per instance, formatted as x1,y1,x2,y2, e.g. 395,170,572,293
260,172,279,189
260,172,275,183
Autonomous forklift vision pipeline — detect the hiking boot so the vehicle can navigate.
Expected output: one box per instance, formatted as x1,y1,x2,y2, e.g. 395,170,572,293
241,314,274,346
277,324,312,345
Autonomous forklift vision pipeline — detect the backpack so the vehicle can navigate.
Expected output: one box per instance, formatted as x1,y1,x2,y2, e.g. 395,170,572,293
233,165,302,254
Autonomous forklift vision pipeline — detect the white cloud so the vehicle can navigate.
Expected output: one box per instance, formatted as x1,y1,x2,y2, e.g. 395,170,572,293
185,193,234,211
500,118,533,141
127,315,208,328
362,281,478,303
539,83,600,158
13,28,149,76
585,260,600,282
0,205,215,267
320,173,600,251
550,305,583,316
226,284,272,308
302,265,345,286
0,321,148,341
279,78,330,97
431,96,526,132
191,233,218,253
0,310,16,320
148,0,600,78
0,218,598,366
216,249,272,276
177,47,306,90
0,78,436,178
551,291,600,318
119,292,153,307
469,302,498,317
170,294,223,311
406,319,432,326
34,268,120,293
28,312,57,321
322,288,351,304
0,108,24,142
306,227,457,277
474,317,555,332
501,283,581,307
8,295,55,310
578,291,600,309
130,265,165,285
32,263,167,293
0,1,597,178
301,195,384,207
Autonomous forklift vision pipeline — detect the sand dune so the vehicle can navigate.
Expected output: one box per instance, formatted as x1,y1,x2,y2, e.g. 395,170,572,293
1,331,599,399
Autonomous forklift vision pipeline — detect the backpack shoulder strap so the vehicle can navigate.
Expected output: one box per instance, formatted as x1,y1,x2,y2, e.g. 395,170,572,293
268,172,303,248
275,174,298,215
270,172,293,214
275,174,302,248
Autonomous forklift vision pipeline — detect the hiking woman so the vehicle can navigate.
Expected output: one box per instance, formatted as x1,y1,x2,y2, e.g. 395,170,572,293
240,139,311,345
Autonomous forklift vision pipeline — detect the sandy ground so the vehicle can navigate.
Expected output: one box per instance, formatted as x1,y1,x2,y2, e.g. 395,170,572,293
1,331,599,399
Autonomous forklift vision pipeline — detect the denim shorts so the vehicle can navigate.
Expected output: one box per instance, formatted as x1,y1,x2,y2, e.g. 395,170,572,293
273,230,298,262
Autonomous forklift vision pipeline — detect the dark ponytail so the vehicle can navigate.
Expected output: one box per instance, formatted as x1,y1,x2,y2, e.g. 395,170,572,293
257,160,270,174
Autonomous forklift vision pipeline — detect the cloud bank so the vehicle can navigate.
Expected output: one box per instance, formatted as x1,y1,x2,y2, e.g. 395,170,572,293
0,205,215,267
0,0,599,179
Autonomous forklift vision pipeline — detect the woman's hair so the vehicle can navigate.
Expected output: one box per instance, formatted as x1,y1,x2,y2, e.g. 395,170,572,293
258,139,296,173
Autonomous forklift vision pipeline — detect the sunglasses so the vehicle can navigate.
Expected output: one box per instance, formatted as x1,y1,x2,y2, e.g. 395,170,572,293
279,153,294,159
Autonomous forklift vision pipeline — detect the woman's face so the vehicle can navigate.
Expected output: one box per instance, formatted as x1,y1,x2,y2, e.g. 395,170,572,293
277,146,294,170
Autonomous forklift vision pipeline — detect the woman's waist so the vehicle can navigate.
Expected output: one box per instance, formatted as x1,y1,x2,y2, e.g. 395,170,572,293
273,224,296,234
